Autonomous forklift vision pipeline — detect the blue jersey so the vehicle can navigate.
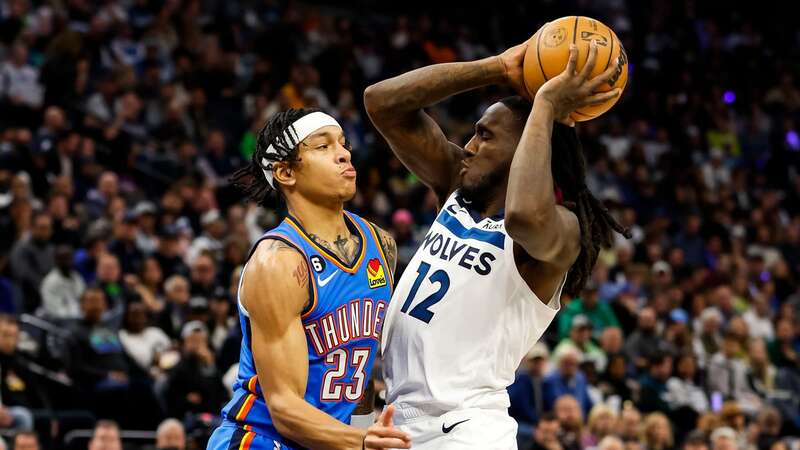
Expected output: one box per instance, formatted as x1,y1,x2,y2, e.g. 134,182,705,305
215,211,393,449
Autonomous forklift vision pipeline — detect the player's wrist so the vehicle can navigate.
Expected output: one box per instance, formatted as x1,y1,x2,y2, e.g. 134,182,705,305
476,56,508,86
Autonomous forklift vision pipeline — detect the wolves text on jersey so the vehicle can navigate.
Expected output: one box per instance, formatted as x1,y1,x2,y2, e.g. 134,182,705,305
304,298,388,356
419,230,497,275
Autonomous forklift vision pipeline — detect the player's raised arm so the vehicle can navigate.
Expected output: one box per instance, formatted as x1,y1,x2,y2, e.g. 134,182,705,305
363,44,529,204
243,239,410,450
505,42,622,297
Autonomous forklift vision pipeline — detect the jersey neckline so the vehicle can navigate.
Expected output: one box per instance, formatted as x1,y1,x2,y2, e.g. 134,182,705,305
284,212,367,274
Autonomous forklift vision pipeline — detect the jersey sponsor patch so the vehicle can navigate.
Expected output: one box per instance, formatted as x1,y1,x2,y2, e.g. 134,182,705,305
367,258,387,289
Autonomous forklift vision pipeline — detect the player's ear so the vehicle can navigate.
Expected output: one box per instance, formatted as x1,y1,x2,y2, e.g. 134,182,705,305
273,161,297,188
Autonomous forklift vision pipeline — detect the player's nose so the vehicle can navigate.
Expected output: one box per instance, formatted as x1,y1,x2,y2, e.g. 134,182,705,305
335,142,351,164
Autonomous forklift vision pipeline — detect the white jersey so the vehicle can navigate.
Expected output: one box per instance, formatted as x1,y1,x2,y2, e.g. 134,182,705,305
382,191,565,417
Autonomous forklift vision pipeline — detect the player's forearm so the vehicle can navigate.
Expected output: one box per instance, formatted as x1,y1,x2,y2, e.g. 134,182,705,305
364,57,506,119
506,98,557,225
270,394,365,450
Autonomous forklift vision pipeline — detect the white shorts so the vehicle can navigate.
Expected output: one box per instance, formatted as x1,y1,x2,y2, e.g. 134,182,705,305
392,407,517,450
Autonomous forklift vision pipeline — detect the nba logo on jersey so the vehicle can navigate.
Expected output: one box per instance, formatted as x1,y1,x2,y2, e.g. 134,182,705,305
367,258,387,288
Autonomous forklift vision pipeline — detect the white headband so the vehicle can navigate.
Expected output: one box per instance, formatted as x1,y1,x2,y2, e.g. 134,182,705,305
261,111,342,188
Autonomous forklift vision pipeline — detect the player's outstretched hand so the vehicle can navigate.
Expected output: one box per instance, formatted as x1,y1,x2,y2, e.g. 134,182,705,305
363,404,412,449
534,40,622,123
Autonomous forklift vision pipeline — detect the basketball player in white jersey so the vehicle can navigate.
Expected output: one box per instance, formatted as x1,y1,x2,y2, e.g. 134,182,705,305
364,40,631,449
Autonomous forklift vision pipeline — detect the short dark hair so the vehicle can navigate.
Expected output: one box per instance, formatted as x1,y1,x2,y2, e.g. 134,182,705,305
539,412,558,423
499,96,631,296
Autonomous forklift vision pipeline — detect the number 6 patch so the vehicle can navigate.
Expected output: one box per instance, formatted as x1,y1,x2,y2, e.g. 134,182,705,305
310,255,326,273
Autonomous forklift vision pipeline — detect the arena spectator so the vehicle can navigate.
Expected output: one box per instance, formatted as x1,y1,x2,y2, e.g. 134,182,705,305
39,244,85,319
10,432,38,450
681,431,708,450
8,212,53,312
554,315,606,370
88,420,122,450
157,275,191,340
510,342,551,439
637,352,673,415
641,413,674,450
707,331,760,414
615,406,643,444
0,317,34,433
582,405,617,449
598,354,635,405
118,301,171,375
544,346,594,417
624,308,666,371
155,418,186,450
526,412,562,450
553,395,583,450
164,321,226,419
559,283,620,341
708,427,737,450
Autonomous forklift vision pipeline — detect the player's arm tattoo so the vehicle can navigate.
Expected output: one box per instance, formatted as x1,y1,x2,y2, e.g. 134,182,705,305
375,226,398,275
308,233,362,266
352,376,376,415
264,239,312,311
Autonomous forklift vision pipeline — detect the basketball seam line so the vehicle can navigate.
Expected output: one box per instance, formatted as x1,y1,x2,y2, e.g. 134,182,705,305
536,30,548,82
572,17,578,45
604,30,614,72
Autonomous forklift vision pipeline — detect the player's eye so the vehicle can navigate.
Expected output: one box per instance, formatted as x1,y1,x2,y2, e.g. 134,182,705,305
315,144,329,150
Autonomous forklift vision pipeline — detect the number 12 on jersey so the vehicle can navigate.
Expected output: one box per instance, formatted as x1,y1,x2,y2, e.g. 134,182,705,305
400,261,450,323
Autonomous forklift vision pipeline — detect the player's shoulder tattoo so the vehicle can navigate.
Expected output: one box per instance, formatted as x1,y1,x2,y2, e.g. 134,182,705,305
374,224,397,275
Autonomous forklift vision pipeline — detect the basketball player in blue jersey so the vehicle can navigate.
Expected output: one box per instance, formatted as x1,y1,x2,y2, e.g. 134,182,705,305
364,41,632,448
206,109,411,449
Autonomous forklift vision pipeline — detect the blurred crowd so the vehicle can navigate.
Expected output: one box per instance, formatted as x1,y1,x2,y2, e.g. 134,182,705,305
1,0,799,449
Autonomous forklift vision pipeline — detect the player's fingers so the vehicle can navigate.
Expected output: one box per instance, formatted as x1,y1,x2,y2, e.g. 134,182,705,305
588,58,621,90
582,89,621,106
578,40,598,81
364,436,412,449
379,404,395,427
368,426,412,440
564,44,578,76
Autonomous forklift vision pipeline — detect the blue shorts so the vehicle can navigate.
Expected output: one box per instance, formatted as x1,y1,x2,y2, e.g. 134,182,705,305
206,424,298,450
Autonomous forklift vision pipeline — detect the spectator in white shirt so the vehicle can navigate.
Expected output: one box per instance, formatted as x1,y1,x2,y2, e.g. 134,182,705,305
0,43,43,110
742,296,774,341
39,245,85,319
119,301,171,375
665,353,709,414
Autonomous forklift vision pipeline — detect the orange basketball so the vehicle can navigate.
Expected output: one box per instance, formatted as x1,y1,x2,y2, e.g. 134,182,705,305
523,16,628,122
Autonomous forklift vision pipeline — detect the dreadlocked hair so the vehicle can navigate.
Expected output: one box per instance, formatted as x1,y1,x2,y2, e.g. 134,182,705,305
500,96,632,296
230,107,321,207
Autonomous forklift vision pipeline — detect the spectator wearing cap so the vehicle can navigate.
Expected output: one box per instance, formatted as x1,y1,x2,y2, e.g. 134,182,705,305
509,343,551,439
624,307,666,371
554,315,606,371
543,346,594,418
558,282,620,341
39,244,85,319
637,352,672,415
9,211,54,312
682,430,708,450
164,320,226,419
186,209,226,266
132,201,159,255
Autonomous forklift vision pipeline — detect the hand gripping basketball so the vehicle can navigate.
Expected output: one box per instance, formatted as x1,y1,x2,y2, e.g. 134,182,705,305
534,40,622,124
362,405,412,449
